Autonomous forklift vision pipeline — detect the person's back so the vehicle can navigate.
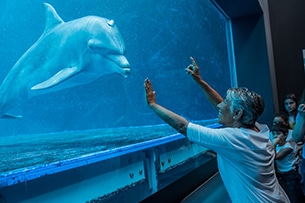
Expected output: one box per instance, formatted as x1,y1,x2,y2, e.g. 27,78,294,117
188,122,288,202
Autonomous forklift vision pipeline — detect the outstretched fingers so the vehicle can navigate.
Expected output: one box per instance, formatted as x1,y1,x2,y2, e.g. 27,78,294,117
144,78,156,105
190,56,198,67
144,78,153,93
185,56,201,81
185,56,198,74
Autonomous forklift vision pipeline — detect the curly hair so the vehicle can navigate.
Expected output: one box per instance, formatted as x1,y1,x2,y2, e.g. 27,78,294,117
226,87,264,127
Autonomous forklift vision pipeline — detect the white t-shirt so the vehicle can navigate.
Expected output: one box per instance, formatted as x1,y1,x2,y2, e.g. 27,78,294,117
187,122,290,203
275,142,297,172
270,129,299,154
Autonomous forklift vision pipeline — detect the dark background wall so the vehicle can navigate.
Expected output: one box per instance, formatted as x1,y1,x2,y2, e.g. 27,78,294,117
232,15,272,125
216,0,305,125
215,0,273,125
267,0,305,110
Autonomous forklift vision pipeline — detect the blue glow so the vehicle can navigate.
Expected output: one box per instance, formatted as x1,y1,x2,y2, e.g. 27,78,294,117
0,0,232,136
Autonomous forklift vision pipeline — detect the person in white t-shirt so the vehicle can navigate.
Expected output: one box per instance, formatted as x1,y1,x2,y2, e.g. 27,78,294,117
271,123,304,202
270,112,294,144
269,112,303,159
144,57,290,203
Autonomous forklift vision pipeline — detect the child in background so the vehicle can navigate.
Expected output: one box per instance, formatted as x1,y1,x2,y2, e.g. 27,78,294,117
270,112,293,142
272,123,304,203
270,112,303,158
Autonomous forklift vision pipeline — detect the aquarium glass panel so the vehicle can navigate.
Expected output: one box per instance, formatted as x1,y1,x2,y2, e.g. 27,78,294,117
0,0,233,173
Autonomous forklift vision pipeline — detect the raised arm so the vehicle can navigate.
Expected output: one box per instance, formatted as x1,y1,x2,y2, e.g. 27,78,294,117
144,78,189,136
185,57,223,108
292,104,305,142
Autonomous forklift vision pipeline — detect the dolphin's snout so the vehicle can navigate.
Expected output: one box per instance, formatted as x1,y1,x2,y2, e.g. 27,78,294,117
105,54,130,77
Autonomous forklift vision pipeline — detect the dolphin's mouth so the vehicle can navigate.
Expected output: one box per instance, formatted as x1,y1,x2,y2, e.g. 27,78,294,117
119,67,130,78
115,67,130,78
122,67,130,74
105,54,130,77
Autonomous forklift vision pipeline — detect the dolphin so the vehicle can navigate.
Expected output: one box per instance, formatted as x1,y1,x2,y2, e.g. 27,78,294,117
0,3,130,118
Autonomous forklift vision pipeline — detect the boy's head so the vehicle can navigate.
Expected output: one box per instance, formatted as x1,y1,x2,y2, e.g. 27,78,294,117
271,123,289,143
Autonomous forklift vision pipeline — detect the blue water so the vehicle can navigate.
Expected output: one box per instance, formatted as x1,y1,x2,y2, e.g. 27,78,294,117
0,119,218,184
0,0,231,136
0,124,175,173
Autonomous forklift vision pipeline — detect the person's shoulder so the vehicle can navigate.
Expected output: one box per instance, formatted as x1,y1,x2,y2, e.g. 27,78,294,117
187,122,211,132
282,141,293,149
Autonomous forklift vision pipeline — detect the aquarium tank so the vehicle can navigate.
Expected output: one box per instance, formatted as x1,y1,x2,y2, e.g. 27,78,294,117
0,0,235,202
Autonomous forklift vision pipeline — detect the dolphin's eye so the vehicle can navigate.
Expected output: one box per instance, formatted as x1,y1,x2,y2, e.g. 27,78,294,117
107,19,115,27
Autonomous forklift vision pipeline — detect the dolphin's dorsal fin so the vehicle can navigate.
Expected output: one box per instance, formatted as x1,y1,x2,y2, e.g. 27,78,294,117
42,3,64,34
31,66,79,90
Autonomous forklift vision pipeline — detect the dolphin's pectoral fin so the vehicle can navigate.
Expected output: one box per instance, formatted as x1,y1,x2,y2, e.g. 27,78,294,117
31,67,79,90
1,113,22,119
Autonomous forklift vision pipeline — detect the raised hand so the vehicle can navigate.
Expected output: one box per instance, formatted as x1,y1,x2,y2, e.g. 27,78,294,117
185,56,201,81
144,78,156,106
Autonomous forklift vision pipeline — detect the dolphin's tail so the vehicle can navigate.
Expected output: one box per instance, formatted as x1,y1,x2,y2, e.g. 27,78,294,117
1,113,22,119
